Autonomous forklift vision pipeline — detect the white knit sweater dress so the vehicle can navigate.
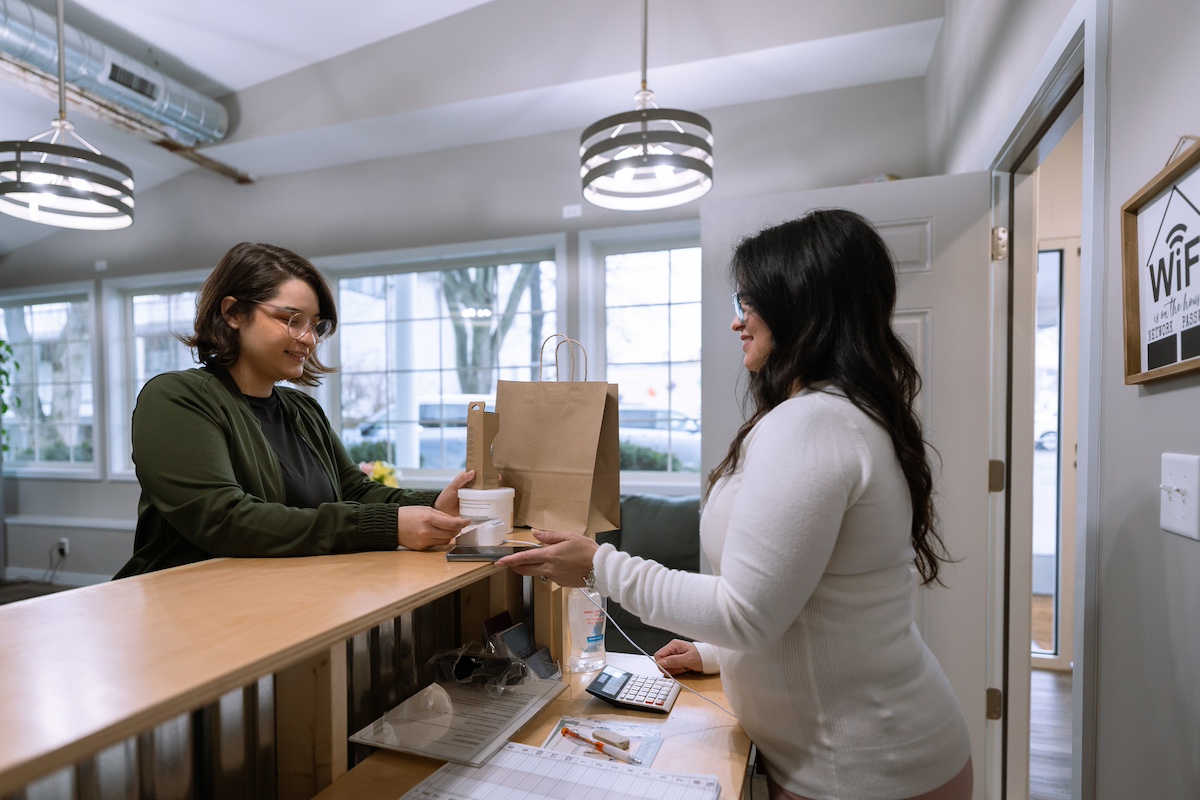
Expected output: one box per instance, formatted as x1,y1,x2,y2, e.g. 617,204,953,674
593,386,971,799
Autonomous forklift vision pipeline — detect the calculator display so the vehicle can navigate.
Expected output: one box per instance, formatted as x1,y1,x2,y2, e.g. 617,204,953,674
589,665,629,698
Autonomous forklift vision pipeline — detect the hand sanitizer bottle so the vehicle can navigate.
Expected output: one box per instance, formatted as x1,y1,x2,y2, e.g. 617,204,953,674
568,587,606,672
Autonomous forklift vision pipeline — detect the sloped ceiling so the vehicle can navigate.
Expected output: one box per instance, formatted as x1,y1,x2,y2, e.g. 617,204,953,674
0,0,943,256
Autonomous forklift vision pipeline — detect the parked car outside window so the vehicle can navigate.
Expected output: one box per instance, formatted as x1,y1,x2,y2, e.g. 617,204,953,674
342,396,701,472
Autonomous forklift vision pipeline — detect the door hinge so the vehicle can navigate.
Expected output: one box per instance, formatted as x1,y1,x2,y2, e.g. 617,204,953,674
991,226,1009,261
986,688,1003,720
988,460,1006,492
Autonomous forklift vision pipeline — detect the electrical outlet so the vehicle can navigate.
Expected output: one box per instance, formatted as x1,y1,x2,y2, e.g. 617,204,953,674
55,537,69,558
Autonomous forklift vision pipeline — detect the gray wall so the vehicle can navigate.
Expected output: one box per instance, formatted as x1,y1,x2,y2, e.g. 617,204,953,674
0,77,929,582
930,0,1200,795
1093,0,1200,794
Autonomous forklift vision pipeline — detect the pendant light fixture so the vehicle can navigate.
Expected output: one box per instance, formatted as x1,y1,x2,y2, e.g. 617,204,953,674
579,0,713,211
0,0,134,230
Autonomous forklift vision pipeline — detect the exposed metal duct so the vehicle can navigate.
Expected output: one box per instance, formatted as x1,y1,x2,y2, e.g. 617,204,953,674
0,0,228,147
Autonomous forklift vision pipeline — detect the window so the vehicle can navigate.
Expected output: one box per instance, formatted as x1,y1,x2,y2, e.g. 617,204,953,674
583,222,702,477
333,243,560,472
103,274,204,478
0,285,99,476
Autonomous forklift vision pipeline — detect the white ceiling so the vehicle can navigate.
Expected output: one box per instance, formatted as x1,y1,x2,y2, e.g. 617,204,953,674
0,0,944,256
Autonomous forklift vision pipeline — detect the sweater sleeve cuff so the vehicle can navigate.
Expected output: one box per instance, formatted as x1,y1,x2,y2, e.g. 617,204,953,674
694,642,721,674
591,542,628,599
357,504,401,551
395,489,440,507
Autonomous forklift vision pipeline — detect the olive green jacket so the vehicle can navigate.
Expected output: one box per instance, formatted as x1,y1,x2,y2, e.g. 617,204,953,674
115,366,437,578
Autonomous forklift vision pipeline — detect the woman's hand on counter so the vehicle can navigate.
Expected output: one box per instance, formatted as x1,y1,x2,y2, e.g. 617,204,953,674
397,507,468,551
497,529,598,587
654,639,703,675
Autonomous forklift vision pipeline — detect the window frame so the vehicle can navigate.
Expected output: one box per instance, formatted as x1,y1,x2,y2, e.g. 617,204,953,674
102,270,208,481
0,280,103,480
579,220,702,494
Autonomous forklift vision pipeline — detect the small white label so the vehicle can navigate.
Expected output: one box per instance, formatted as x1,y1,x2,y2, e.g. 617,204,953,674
562,204,582,218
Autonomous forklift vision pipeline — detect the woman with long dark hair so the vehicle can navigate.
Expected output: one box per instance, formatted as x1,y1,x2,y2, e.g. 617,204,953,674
501,210,972,799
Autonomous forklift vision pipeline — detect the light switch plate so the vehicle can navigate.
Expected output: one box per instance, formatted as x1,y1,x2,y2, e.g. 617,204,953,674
1160,453,1200,540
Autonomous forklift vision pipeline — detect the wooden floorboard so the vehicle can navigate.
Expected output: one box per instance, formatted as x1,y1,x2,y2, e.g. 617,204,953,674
1030,667,1072,800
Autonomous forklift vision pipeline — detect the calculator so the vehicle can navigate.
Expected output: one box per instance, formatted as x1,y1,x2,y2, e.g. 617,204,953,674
585,664,680,713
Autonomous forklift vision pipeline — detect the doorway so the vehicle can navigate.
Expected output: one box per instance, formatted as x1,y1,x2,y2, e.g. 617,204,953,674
1017,97,1082,800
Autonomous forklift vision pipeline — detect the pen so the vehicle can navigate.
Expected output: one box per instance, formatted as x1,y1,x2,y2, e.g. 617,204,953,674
560,727,641,764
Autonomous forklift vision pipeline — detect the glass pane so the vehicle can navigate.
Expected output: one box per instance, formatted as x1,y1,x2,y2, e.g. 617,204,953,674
603,244,702,474
669,247,702,303
607,252,670,306
607,306,670,363
1032,249,1063,655
607,362,701,473
338,257,556,470
668,301,702,362
0,296,95,467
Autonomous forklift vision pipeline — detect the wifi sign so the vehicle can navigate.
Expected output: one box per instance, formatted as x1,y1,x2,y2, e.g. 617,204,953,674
1147,223,1200,302
1143,186,1200,371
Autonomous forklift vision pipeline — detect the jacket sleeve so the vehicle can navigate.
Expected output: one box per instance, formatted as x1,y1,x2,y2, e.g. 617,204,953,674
133,373,402,557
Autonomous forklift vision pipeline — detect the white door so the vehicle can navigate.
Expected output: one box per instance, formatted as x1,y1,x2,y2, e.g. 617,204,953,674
700,172,1002,800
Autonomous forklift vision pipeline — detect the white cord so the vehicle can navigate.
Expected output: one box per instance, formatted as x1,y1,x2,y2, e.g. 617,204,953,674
575,587,735,718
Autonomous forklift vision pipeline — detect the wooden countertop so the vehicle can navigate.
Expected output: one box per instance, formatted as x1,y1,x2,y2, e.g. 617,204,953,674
0,550,502,796
315,652,752,799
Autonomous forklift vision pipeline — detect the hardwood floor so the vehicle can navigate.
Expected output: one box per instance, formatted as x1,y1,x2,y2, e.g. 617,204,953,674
1030,594,1071,800
1030,668,1072,799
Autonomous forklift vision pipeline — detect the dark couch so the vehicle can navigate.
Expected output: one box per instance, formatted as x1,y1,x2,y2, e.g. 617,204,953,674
595,493,701,655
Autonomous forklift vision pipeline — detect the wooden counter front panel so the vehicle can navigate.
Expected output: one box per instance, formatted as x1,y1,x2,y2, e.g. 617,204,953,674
0,551,509,796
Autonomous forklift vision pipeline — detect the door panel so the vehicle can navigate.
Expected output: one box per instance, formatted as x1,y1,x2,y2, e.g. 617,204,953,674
700,172,998,799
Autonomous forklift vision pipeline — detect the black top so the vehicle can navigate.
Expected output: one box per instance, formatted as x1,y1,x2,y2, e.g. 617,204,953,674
245,391,337,508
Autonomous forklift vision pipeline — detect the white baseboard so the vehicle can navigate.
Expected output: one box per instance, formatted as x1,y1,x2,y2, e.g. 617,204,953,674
4,566,112,587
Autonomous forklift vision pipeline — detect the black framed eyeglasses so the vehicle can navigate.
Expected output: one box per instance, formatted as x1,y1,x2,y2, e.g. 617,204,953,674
245,299,333,343
732,292,749,324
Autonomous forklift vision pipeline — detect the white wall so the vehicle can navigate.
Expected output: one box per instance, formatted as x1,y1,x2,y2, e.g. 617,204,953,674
925,0,1078,173
0,78,930,582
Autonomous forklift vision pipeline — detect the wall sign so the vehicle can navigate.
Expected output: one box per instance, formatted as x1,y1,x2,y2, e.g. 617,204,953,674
1122,138,1200,384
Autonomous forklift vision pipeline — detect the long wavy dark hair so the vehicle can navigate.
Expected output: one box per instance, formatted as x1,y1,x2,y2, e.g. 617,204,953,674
708,209,950,585
182,242,338,386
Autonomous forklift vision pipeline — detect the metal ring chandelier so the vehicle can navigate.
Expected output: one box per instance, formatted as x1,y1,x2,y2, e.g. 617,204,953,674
0,0,134,230
579,1,713,211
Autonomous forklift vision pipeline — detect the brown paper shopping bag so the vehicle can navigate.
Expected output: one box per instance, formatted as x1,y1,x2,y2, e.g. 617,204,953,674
492,335,620,535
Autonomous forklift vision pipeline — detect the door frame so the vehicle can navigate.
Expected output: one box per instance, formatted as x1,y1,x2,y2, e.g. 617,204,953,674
982,2,1107,798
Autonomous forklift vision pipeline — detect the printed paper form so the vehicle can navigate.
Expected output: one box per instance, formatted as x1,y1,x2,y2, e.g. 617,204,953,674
398,741,721,800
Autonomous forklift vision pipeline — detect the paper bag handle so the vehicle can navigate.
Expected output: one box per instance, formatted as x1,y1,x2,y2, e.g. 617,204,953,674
537,333,588,382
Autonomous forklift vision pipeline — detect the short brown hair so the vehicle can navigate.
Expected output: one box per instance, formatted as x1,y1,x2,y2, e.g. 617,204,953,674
182,242,338,386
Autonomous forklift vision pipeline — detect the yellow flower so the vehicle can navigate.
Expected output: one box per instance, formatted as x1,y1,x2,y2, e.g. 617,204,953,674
359,460,400,488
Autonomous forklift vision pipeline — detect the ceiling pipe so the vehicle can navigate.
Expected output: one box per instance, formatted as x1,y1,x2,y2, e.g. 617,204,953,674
0,0,228,147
